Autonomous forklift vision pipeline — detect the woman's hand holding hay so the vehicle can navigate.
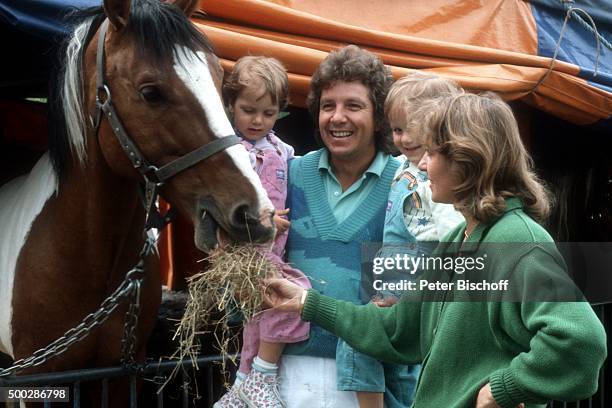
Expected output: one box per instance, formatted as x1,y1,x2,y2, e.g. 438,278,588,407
174,245,283,373
263,277,306,313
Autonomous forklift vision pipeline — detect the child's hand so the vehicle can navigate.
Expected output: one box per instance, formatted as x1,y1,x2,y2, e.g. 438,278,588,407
273,208,291,236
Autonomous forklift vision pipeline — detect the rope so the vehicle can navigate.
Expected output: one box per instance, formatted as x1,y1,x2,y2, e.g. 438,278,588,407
565,6,602,76
530,0,608,95
559,0,612,52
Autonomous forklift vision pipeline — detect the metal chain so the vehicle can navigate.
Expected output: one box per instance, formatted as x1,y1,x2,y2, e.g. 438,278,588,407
120,276,142,369
0,234,157,379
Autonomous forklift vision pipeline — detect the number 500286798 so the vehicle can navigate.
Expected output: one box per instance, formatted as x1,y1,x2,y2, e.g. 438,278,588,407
0,387,69,402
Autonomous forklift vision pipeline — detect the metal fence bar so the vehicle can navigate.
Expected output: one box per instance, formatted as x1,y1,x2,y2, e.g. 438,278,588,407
600,363,605,408
0,356,234,407
0,366,133,386
600,303,608,408
73,381,80,408
130,376,137,408
102,378,109,408
2,300,610,408
157,384,164,408
206,364,214,407
0,355,233,386
181,369,188,408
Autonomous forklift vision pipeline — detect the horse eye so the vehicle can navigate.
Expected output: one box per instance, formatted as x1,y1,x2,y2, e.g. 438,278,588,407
140,85,163,103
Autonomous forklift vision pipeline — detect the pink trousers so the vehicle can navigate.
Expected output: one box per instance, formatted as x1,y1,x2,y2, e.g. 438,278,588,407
238,252,310,373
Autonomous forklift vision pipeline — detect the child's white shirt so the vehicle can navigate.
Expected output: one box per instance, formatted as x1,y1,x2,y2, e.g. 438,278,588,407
398,156,464,241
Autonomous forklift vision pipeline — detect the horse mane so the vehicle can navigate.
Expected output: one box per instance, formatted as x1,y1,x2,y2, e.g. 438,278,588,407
49,0,215,177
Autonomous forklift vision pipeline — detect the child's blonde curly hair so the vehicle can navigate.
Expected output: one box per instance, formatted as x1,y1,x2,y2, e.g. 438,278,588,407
384,72,462,127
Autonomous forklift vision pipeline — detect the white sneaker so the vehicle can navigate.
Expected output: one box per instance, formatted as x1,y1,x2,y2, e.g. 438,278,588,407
238,369,285,408
213,384,247,408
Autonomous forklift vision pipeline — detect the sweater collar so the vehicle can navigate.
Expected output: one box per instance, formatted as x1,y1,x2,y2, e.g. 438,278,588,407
318,149,388,179
462,197,524,245
302,149,398,242
437,197,524,257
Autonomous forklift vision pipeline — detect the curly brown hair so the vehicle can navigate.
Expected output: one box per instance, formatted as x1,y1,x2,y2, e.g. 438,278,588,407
307,45,394,153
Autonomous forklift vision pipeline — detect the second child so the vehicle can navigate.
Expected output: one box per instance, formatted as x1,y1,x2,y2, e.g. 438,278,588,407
214,56,310,408
336,72,465,408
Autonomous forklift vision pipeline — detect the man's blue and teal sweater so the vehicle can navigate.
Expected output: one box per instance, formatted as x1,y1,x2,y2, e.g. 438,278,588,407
284,149,399,358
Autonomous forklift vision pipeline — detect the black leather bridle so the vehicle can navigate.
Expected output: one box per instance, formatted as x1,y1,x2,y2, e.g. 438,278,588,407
92,19,240,229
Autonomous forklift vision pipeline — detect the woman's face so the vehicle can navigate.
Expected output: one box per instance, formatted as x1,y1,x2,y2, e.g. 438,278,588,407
318,81,376,163
420,149,460,204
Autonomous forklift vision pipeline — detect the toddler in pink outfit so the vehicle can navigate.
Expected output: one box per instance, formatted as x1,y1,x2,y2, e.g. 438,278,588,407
214,56,310,408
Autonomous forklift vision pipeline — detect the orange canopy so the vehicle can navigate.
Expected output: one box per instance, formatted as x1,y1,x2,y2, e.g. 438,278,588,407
192,0,611,126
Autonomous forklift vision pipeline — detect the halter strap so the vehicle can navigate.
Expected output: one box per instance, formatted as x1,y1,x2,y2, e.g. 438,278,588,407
95,19,156,179
92,18,240,229
154,135,240,182
93,18,240,184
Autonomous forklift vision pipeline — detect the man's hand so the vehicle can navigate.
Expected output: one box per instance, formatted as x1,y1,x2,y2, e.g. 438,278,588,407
273,208,291,236
475,383,524,408
263,278,305,313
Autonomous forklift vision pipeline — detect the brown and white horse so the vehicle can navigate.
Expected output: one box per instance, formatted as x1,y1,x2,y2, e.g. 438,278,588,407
0,0,274,404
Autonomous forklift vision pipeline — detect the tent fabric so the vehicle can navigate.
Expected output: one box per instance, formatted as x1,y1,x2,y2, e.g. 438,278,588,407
0,0,96,39
1,0,610,125
194,0,611,126
531,1,612,93
1,0,611,288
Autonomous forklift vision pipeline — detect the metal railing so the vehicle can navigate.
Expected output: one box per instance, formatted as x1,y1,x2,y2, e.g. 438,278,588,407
0,355,237,407
1,303,610,407
549,302,611,408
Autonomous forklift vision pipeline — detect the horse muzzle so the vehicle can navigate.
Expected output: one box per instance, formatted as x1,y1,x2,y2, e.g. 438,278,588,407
194,199,275,252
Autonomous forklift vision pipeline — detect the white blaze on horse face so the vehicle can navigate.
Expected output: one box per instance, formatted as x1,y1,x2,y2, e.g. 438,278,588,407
172,46,273,213
0,154,58,357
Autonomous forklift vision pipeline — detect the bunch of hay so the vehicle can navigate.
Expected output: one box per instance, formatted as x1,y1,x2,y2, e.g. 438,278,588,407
172,245,282,379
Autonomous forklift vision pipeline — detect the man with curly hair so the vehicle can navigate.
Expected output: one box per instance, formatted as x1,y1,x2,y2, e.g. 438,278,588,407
278,45,405,407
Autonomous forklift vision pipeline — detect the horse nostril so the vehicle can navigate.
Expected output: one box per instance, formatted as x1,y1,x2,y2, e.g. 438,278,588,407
230,203,254,227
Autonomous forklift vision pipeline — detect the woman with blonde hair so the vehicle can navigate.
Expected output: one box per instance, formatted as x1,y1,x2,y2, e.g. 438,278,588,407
264,93,607,408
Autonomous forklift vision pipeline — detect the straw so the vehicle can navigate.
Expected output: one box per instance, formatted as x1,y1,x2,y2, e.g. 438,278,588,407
170,245,282,388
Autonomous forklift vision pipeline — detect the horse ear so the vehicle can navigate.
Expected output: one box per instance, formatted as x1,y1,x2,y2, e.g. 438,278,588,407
103,0,131,31
171,0,200,17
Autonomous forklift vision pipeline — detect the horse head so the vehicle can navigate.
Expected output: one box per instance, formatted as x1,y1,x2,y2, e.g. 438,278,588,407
82,0,275,251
